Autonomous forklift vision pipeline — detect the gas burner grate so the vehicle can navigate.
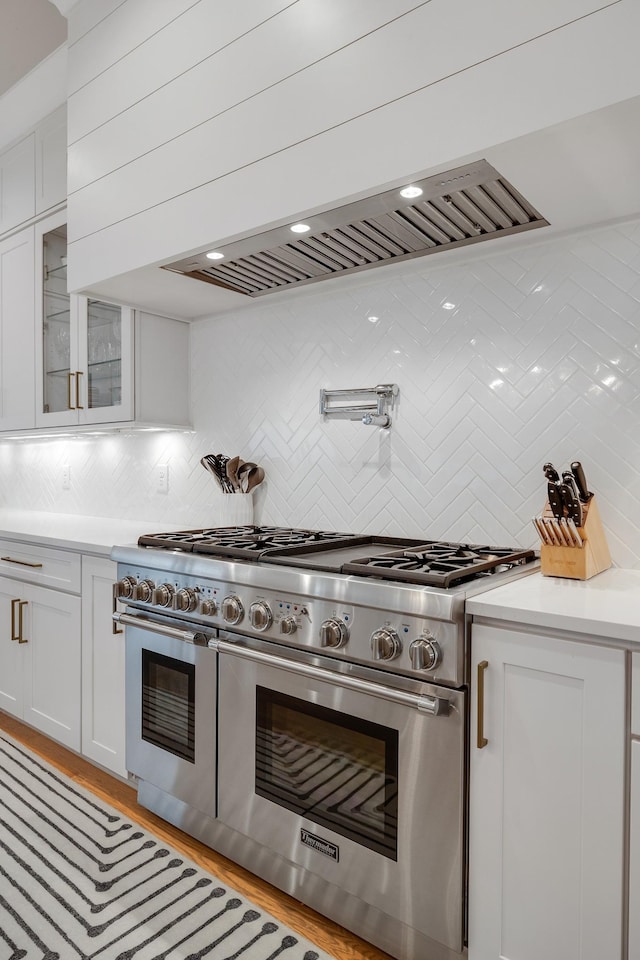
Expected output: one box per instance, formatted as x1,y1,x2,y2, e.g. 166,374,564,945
138,526,352,558
343,542,536,587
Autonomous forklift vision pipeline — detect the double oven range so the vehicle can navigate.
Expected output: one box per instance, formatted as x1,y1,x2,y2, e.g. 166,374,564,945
112,527,536,960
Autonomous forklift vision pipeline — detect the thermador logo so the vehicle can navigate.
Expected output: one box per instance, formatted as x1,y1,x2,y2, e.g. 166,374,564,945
300,829,339,862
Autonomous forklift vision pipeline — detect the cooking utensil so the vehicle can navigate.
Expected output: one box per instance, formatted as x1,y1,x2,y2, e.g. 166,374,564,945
570,461,592,502
245,466,265,492
226,456,241,492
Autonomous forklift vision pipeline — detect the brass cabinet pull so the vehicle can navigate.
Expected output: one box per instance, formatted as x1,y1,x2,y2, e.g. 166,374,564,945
68,372,76,410
18,600,28,643
477,659,489,748
10,598,20,641
76,370,84,409
2,556,43,568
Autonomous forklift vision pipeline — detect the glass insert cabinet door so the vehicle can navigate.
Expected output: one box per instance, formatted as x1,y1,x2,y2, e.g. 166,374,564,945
38,211,133,426
41,221,70,417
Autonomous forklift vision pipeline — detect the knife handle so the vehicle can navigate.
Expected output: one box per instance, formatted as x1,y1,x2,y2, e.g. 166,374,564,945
547,481,564,520
543,462,560,483
570,461,591,502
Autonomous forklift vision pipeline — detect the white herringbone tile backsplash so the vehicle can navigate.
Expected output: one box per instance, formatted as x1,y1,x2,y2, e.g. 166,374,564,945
2,217,640,566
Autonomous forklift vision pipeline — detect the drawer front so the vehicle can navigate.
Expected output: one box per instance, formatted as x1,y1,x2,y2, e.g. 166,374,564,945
0,540,81,593
633,652,640,737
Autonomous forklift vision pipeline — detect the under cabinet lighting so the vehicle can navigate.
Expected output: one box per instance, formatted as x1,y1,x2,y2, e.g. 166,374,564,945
290,223,311,234
205,250,225,260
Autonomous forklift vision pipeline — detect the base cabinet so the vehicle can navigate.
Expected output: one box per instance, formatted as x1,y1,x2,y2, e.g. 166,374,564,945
0,577,81,750
469,623,625,960
81,556,126,777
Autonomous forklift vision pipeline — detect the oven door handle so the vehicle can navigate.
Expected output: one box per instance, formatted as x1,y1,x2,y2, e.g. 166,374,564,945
214,638,451,716
113,611,206,645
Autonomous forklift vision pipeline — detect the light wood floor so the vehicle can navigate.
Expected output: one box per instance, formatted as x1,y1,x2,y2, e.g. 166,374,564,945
0,712,392,960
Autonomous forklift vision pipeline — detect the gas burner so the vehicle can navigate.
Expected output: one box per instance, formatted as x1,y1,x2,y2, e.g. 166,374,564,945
138,526,352,558
343,542,536,587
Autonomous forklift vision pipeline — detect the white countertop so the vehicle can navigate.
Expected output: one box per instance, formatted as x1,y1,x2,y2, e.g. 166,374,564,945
0,509,177,557
467,568,640,644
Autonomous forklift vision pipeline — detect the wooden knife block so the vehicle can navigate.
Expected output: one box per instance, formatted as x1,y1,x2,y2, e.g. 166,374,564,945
540,496,611,580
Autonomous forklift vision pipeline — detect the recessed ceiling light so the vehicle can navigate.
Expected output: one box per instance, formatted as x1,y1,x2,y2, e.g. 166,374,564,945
205,250,224,260
290,223,311,234
368,315,379,323
442,302,456,310
400,185,423,199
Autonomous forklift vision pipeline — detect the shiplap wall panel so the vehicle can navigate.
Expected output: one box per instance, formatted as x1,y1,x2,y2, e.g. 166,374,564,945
67,0,298,144
67,0,627,238
67,0,423,184
68,0,198,93
67,0,127,46
67,0,617,201
67,1,640,289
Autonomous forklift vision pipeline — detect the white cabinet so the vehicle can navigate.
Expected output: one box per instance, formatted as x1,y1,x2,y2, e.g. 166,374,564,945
34,209,190,430
0,575,81,751
469,623,625,960
0,227,36,430
81,556,126,777
629,654,640,960
0,134,35,234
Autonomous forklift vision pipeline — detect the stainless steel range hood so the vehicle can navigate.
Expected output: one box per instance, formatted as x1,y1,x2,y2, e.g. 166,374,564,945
163,159,548,298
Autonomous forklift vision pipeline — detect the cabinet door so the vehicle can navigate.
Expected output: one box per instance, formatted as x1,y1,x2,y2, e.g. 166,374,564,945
469,624,625,960
0,134,35,233
0,580,25,718
0,228,36,430
630,740,640,960
77,297,134,424
35,210,80,427
21,582,81,751
81,556,126,776
35,105,67,215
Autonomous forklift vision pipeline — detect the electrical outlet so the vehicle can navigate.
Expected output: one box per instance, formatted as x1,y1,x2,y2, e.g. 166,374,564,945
157,462,169,493
62,464,70,489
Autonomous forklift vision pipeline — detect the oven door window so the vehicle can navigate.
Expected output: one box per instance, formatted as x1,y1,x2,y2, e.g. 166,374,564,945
256,686,398,859
142,650,195,763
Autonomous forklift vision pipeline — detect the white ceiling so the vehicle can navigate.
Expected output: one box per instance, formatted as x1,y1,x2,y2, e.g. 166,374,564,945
0,0,66,98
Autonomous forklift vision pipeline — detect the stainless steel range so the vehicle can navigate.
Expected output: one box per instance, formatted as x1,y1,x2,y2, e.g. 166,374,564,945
112,526,537,960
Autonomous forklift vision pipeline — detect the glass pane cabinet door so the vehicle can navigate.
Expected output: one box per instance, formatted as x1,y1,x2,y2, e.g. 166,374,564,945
42,223,71,416
86,299,123,410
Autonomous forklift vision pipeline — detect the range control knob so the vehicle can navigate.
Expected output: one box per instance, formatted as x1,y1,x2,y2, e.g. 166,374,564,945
200,598,218,617
135,579,155,602
409,636,442,672
249,601,272,631
222,595,244,625
152,583,175,607
320,618,349,649
370,628,401,662
280,616,297,636
175,587,198,613
115,575,137,599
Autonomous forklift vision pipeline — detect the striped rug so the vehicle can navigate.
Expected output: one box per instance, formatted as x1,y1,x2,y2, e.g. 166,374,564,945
0,734,334,960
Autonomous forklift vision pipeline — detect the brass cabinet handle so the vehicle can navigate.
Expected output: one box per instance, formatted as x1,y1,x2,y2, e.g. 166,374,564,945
68,372,76,410
2,556,43,568
477,659,489,748
76,370,84,409
18,600,28,643
10,598,20,641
